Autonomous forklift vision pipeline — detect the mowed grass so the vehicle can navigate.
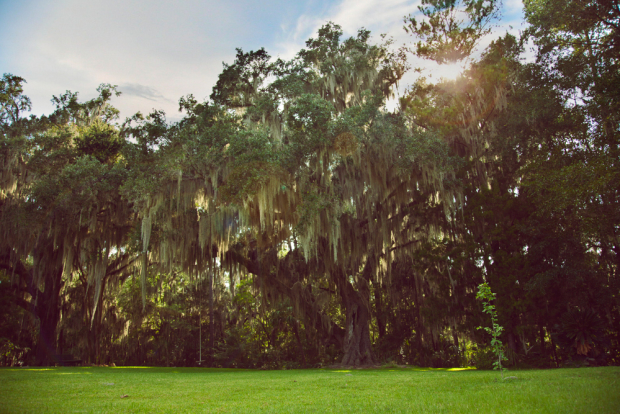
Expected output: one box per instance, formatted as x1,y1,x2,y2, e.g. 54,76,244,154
1,366,619,413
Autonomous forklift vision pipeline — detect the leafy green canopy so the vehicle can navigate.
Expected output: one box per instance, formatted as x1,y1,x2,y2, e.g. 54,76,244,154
122,20,511,330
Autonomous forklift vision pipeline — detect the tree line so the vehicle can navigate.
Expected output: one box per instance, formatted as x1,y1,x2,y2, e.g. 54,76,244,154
1,0,618,368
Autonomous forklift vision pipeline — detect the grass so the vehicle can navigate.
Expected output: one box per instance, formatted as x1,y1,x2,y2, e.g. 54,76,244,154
1,366,619,413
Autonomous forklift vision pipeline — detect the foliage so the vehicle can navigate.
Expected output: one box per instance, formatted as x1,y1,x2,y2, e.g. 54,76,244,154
552,307,610,365
0,74,32,126
1,0,619,370
404,0,502,63
476,283,507,376
470,345,497,370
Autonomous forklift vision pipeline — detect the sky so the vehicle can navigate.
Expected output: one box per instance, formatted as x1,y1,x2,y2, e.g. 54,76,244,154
0,0,528,123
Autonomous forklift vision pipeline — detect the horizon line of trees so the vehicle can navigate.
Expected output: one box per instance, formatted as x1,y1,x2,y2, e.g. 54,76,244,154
1,0,618,369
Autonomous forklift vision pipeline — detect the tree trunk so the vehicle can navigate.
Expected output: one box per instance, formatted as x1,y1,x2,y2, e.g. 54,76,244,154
293,321,305,365
89,278,107,365
33,251,64,366
58,328,64,356
338,269,374,366
550,334,559,367
34,295,63,365
341,294,374,366
508,332,517,353
539,324,546,360
452,325,460,350
372,279,386,340
209,270,214,361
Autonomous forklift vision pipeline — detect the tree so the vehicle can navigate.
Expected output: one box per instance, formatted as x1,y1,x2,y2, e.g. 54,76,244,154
521,0,620,363
404,0,502,63
122,17,516,366
0,82,135,365
4,0,617,369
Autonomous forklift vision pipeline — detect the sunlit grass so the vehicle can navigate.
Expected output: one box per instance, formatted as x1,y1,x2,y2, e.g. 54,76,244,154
1,366,619,413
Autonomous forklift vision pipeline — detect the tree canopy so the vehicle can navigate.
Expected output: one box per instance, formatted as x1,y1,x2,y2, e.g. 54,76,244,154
1,0,618,369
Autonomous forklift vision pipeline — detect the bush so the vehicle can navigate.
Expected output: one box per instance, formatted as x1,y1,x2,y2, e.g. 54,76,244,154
471,346,497,370
0,338,30,367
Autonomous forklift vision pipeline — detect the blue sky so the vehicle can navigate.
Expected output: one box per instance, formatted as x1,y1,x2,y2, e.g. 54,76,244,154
0,0,527,123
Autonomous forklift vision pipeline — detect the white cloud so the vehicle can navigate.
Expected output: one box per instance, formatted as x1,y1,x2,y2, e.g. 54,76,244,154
273,0,419,58
2,0,265,121
322,0,418,35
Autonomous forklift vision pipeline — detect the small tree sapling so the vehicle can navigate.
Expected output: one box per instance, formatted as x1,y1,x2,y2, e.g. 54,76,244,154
477,282,508,379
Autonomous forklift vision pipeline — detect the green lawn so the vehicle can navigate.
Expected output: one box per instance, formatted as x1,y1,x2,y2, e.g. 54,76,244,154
1,366,619,413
